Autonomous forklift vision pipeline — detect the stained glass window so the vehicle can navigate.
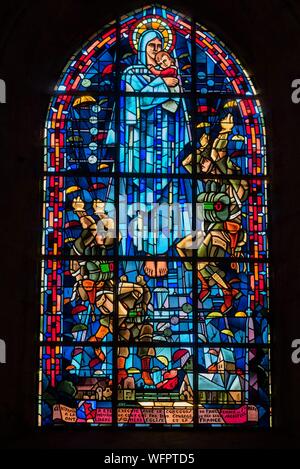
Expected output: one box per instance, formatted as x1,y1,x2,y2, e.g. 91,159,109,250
39,4,271,427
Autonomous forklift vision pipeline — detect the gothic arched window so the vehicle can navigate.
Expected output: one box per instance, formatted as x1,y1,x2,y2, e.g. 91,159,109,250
39,4,270,427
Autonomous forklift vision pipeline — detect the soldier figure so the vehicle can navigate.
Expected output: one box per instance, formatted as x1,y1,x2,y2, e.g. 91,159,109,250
68,196,154,385
177,113,249,314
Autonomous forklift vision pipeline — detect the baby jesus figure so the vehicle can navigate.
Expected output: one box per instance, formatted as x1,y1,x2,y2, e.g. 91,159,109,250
148,50,178,79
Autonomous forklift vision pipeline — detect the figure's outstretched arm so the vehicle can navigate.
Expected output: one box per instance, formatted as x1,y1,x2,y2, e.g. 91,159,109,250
210,113,234,172
93,199,122,247
72,196,97,238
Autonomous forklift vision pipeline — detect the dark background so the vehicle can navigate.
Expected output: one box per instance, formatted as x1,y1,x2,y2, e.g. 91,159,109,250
0,0,299,449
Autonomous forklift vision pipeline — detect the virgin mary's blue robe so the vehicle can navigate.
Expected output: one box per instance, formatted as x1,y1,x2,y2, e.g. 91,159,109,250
107,30,191,256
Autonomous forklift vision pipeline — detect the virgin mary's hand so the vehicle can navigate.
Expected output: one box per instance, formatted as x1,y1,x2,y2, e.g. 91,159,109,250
163,77,178,87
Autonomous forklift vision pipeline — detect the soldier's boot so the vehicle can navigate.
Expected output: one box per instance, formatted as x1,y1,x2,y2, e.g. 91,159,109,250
89,325,110,342
220,287,241,314
141,357,154,386
117,356,128,384
89,347,106,368
197,270,210,302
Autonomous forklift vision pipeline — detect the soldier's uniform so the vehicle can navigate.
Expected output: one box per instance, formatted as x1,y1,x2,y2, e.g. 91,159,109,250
177,133,249,313
70,206,154,384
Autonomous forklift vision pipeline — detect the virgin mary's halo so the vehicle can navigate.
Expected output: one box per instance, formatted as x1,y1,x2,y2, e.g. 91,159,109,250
129,16,175,53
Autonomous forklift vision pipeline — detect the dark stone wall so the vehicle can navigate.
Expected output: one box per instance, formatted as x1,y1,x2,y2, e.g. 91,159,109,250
0,0,299,448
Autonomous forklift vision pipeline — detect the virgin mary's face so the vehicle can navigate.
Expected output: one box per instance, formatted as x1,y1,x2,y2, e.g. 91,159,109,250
146,38,162,61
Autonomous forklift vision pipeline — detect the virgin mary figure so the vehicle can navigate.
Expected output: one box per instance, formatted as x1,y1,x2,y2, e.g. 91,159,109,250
107,26,191,277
